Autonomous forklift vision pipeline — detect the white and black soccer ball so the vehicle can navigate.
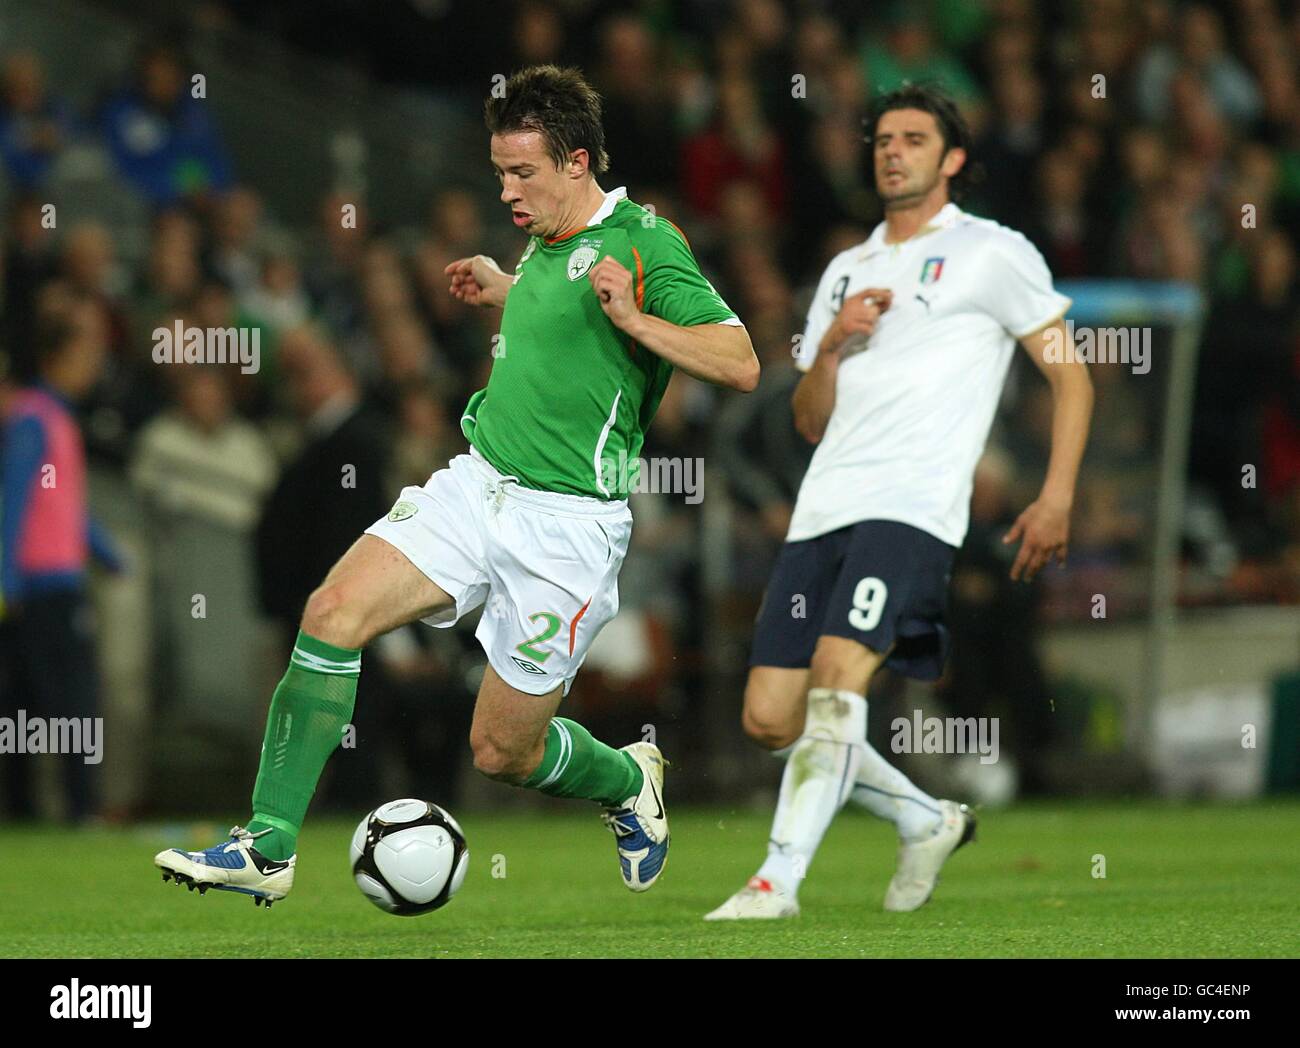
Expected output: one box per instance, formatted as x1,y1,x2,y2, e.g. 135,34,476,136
350,799,469,916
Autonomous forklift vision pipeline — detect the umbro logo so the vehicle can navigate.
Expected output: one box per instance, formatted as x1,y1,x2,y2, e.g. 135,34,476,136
510,656,548,676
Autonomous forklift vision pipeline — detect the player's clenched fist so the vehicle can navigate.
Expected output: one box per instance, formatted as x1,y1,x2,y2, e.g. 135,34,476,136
840,287,893,337
824,287,892,356
444,254,512,308
587,255,638,329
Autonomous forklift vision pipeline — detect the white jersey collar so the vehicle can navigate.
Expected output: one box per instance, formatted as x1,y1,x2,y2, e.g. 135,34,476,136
586,185,628,226
862,201,963,258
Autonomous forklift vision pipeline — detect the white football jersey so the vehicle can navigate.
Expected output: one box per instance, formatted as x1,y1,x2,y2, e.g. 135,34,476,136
789,202,1071,547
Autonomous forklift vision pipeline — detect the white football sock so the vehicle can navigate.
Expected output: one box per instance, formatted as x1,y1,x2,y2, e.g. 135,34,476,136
850,735,944,842
755,688,865,896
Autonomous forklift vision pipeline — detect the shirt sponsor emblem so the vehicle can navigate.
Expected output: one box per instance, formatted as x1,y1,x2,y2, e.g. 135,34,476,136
920,257,945,284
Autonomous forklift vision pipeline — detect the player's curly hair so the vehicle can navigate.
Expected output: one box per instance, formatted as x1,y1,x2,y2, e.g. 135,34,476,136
863,83,980,201
484,65,610,176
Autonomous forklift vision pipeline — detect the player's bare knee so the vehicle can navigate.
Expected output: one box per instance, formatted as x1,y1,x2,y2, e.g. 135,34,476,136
741,701,800,750
301,582,370,650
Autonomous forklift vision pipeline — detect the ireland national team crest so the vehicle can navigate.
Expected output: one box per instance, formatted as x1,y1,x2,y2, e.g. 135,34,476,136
920,257,945,284
566,245,599,281
387,500,418,522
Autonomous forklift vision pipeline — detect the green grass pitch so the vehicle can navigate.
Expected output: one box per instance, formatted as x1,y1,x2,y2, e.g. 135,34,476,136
1,801,1297,958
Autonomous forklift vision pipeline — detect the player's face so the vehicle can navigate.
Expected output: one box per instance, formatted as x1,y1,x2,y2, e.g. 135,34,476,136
872,108,961,208
490,131,579,238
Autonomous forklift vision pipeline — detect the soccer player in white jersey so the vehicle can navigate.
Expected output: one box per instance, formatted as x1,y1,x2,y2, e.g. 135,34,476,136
706,84,1094,920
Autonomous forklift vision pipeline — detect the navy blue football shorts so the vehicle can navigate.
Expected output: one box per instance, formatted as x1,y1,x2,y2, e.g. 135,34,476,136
749,519,957,681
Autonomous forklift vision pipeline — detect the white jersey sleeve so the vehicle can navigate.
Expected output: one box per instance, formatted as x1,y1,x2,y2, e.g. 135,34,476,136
979,231,1073,339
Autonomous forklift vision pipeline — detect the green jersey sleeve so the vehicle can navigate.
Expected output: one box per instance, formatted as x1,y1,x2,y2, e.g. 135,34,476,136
634,220,739,329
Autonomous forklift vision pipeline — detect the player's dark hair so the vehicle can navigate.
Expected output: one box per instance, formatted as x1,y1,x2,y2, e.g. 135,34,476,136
484,65,610,176
864,83,978,201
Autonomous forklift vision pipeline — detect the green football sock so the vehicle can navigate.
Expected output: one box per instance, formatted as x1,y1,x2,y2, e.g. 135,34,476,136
245,631,360,860
521,718,643,807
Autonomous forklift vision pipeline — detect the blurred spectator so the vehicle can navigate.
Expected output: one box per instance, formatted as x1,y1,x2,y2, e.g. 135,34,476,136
1023,147,1100,278
0,52,73,189
860,3,986,111
240,250,311,337
210,187,266,296
412,188,502,378
129,366,277,530
1135,4,1262,125
389,382,461,491
0,293,118,821
594,16,679,192
101,42,234,208
367,312,452,417
681,73,788,224
253,323,390,634
975,63,1044,224
130,210,203,347
61,222,130,358
304,191,368,337
2,195,60,380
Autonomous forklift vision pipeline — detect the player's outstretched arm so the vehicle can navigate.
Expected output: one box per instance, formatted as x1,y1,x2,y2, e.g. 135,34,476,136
587,255,760,392
444,254,514,308
1003,317,1094,581
792,288,891,443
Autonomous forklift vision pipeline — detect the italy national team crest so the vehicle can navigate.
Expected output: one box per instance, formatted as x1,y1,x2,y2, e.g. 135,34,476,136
920,257,945,284
566,245,599,281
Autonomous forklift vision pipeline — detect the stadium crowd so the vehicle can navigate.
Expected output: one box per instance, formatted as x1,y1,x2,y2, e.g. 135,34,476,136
1,0,1297,820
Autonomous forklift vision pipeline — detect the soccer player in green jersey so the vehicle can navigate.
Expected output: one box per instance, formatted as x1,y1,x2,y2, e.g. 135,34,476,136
154,65,758,904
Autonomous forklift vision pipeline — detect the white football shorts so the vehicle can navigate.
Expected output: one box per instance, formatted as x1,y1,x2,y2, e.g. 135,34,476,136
365,446,632,696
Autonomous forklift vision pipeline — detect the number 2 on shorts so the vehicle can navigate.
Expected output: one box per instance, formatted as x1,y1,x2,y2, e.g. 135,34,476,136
848,577,887,632
517,612,562,663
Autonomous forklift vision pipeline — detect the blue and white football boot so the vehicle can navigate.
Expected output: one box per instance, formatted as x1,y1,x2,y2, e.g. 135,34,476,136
602,741,669,892
154,825,295,908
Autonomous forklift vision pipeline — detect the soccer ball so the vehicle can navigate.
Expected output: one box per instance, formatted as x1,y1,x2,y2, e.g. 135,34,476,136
350,798,469,915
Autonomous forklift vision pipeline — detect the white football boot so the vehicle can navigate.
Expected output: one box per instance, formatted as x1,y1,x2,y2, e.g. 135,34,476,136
883,800,976,912
704,875,800,920
155,825,295,907
602,741,669,891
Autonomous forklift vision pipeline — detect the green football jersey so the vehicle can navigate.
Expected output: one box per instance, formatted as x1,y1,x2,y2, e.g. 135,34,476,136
460,190,739,499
